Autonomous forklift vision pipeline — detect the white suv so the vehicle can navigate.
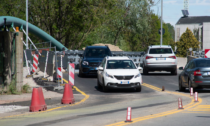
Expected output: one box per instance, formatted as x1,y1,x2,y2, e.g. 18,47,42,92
97,56,142,92
142,45,177,75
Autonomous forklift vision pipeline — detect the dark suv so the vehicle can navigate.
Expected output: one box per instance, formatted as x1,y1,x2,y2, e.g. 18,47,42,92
79,46,112,77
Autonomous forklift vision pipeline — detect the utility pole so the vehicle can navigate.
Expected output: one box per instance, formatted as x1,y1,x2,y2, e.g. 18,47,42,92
26,0,28,49
160,0,163,46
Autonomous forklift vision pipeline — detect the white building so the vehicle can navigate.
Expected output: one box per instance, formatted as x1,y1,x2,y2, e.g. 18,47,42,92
175,16,210,50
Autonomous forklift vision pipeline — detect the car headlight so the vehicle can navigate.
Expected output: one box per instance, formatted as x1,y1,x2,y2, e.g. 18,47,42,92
135,73,141,78
82,61,89,65
106,72,113,78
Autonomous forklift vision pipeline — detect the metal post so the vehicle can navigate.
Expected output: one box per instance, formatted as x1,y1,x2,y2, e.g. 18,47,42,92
43,51,49,78
160,0,163,46
26,0,29,49
61,53,63,84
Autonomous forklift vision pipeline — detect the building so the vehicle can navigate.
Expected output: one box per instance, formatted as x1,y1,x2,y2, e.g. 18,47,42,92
175,16,210,50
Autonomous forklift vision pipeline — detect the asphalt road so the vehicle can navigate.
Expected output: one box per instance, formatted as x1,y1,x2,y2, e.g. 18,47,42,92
1,70,210,126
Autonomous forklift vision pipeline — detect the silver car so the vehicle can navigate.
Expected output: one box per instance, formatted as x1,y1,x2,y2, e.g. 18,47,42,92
142,45,177,75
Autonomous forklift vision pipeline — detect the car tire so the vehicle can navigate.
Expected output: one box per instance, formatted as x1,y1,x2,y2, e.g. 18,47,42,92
179,78,185,91
97,78,102,89
79,69,84,77
143,67,148,75
102,79,108,92
171,69,177,75
136,86,141,92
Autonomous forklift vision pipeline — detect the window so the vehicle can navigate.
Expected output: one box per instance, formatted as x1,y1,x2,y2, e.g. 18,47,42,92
106,60,136,69
85,48,110,58
195,60,210,67
149,48,172,54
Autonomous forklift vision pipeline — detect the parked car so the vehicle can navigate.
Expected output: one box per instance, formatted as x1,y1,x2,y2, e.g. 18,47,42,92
79,46,112,77
142,45,177,75
179,58,210,91
97,56,142,92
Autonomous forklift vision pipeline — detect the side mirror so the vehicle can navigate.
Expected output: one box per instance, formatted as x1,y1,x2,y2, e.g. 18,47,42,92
98,66,103,71
174,52,177,54
179,67,184,70
137,67,142,70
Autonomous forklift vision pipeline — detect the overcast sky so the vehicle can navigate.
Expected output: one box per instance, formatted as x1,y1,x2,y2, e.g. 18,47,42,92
151,0,210,27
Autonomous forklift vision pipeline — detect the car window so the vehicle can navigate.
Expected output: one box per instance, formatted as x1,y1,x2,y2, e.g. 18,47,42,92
149,48,172,54
85,48,110,58
184,61,191,70
106,60,136,69
195,60,210,67
188,62,195,69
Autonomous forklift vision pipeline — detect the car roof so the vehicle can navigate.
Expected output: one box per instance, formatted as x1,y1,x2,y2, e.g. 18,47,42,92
86,46,108,49
106,56,130,60
148,45,171,48
192,58,210,61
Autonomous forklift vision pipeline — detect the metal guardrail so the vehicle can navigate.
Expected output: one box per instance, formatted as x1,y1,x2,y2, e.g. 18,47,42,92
192,51,205,58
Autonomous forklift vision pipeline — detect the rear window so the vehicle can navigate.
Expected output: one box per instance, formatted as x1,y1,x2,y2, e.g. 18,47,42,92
85,48,111,58
195,60,210,67
149,48,172,54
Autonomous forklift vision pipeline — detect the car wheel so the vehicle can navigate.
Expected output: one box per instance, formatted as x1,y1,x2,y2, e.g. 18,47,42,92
102,79,108,92
136,86,141,92
143,67,148,75
97,77,102,89
79,69,84,77
171,69,177,75
179,78,185,91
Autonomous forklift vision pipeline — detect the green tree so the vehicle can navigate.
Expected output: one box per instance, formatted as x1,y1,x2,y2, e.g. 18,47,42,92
176,28,200,57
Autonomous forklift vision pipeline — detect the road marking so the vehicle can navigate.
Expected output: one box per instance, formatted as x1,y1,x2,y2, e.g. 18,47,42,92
185,105,210,112
106,83,202,126
0,78,89,119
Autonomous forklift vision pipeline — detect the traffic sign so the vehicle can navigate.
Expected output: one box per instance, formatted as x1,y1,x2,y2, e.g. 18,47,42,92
205,49,210,58
159,28,165,35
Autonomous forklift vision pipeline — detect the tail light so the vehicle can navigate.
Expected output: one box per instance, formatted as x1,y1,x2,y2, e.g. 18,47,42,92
169,56,176,59
146,56,153,59
194,70,201,76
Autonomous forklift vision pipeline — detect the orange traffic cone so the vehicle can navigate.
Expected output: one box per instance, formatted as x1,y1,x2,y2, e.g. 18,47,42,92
38,87,47,110
30,88,42,112
61,84,75,104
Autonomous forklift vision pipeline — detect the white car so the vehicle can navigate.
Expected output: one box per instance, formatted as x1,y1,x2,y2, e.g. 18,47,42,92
142,45,177,75
97,56,142,92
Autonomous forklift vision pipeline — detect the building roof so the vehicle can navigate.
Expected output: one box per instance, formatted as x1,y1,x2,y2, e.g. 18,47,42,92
176,16,210,25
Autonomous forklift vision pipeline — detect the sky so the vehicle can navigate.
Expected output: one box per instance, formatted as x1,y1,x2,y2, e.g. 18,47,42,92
151,0,210,27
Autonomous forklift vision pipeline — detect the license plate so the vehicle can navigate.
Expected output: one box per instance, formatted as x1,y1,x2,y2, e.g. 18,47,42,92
121,81,129,84
207,72,210,75
156,58,166,60
95,67,98,70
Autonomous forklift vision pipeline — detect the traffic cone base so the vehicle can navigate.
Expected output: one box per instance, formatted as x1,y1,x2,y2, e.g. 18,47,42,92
61,84,75,104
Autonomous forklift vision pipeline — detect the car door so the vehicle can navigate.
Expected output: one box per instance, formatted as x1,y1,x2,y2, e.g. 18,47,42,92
180,61,190,86
183,61,193,86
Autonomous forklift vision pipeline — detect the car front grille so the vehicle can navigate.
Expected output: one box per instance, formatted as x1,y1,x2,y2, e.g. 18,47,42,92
114,75,134,80
89,62,100,67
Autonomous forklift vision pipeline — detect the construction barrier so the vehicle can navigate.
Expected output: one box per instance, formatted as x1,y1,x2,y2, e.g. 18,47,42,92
32,54,39,73
69,63,75,85
125,107,132,122
178,98,184,109
194,92,198,102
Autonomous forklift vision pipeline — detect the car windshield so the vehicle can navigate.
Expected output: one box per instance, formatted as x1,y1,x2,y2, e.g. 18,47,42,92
85,48,110,58
149,48,172,54
195,60,210,67
106,60,136,69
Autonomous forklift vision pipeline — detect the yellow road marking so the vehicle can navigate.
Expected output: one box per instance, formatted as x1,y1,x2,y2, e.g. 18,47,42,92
0,78,89,119
186,105,210,112
106,83,202,126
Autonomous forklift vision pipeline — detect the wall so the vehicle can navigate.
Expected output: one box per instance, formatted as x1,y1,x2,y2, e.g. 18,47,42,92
203,22,210,50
